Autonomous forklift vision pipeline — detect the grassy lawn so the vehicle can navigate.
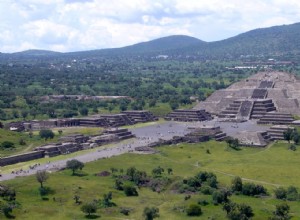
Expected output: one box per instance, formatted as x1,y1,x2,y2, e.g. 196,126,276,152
1,141,300,219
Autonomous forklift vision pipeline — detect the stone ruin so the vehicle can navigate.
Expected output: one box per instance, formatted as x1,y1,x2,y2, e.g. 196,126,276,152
195,71,300,124
165,109,212,122
8,110,158,131
122,110,159,123
0,128,135,166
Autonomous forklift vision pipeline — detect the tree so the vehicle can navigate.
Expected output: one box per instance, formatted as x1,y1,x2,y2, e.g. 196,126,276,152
66,159,84,175
123,184,138,196
149,99,156,108
143,206,159,220
152,166,164,177
270,203,290,220
169,101,179,110
231,176,243,192
167,168,173,175
73,194,80,204
21,109,29,119
226,138,240,150
1,203,13,218
81,201,98,217
286,186,299,201
212,189,231,205
274,187,287,200
79,107,88,116
186,204,202,216
292,131,300,144
36,170,49,188
1,141,15,149
102,192,114,207
283,128,294,143
224,202,254,220
39,129,55,140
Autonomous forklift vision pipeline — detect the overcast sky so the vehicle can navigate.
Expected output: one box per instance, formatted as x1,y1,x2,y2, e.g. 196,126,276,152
1,0,300,53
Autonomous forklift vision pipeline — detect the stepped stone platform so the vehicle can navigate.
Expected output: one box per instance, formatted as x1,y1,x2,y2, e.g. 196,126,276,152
195,71,300,116
257,112,295,125
122,110,158,123
78,118,107,127
8,110,158,131
59,134,89,143
235,131,268,147
186,125,228,142
165,109,212,122
98,113,133,127
218,99,276,120
35,142,82,157
264,125,294,141
103,128,135,140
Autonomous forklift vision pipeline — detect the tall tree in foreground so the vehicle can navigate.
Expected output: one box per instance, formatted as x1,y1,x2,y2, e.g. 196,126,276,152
36,170,49,188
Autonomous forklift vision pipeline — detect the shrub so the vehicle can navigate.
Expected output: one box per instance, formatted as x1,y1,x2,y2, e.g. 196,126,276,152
201,186,214,195
212,189,231,205
231,176,243,192
242,183,266,196
1,141,15,149
288,144,297,151
123,184,138,196
120,207,132,215
274,187,287,200
186,204,202,216
198,199,209,206
39,129,54,140
143,206,159,220
286,186,299,201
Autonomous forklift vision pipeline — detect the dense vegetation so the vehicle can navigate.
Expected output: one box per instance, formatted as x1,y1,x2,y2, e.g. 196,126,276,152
0,60,254,120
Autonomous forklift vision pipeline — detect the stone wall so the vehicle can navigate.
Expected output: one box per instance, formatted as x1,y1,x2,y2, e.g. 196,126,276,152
0,151,44,166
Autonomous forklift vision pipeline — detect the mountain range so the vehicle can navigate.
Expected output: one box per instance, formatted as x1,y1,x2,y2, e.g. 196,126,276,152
1,22,300,60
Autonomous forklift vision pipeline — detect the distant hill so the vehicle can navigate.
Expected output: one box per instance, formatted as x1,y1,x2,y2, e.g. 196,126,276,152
198,22,300,58
118,35,205,53
2,22,300,61
15,49,61,56
65,35,204,58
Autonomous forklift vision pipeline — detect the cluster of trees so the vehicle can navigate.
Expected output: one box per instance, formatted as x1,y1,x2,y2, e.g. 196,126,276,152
179,171,218,193
231,176,267,197
274,186,300,201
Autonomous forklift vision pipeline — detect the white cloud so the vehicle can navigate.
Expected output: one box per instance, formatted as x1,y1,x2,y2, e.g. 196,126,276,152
0,0,300,52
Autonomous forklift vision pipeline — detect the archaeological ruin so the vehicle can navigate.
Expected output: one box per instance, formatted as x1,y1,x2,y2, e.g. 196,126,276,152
195,71,300,122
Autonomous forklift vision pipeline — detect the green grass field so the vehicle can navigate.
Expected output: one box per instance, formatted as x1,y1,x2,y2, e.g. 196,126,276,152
1,141,300,219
